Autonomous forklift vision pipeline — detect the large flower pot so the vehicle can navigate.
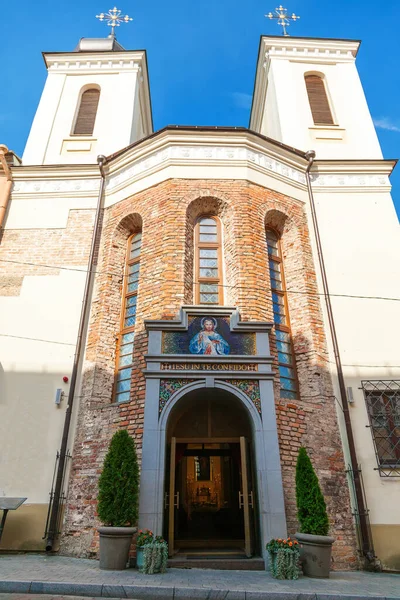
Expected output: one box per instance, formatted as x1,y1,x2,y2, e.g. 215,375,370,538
98,526,136,570
295,532,335,578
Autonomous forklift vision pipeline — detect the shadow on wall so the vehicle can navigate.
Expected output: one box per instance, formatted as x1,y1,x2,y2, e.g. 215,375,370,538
0,367,74,551
281,331,400,572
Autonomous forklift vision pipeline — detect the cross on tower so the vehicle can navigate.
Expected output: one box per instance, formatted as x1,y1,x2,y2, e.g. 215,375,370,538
266,5,300,37
96,6,133,38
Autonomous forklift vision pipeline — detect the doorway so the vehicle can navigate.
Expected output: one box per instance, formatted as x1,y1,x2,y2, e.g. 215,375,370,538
164,388,258,558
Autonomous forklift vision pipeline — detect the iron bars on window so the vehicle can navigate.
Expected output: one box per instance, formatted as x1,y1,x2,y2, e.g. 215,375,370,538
361,380,400,477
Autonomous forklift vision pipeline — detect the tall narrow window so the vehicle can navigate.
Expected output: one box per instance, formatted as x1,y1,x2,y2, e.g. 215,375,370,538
114,232,141,403
73,88,100,135
305,74,334,126
266,230,298,400
195,217,223,304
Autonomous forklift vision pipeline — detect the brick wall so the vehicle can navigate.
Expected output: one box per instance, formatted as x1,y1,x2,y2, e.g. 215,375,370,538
8,180,355,567
0,209,95,295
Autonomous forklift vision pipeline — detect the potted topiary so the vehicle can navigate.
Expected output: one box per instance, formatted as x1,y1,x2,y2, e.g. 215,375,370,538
295,446,334,578
97,429,139,570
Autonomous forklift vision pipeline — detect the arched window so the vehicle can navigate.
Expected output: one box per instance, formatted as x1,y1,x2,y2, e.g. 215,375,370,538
304,74,334,126
114,232,141,402
195,216,223,304
266,230,298,400
73,88,100,135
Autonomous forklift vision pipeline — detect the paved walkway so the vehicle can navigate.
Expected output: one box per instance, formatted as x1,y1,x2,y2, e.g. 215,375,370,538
0,554,399,600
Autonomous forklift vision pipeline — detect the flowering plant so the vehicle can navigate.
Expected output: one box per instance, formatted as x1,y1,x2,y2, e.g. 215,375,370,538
266,537,300,580
136,529,165,546
266,537,299,552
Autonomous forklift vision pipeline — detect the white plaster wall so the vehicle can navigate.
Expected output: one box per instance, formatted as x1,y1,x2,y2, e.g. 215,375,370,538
23,70,139,166
5,196,97,229
310,188,400,526
23,73,67,165
0,269,86,502
263,69,282,142
263,59,383,159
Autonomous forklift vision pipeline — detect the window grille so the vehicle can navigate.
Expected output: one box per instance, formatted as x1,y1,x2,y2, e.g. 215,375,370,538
266,229,298,400
361,380,400,477
195,217,223,305
114,232,141,402
73,88,100,135
304,74,334,126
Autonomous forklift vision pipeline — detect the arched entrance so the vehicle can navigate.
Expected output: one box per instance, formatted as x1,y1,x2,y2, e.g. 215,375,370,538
139,307,288,567
164,387,258,558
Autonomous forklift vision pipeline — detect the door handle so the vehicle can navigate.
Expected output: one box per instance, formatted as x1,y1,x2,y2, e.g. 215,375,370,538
164,493,169,509
249,491,254,509
238,491,244,509
174,492,180,509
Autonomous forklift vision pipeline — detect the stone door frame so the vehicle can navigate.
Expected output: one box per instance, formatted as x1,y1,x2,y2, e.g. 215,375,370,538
138,306,288,563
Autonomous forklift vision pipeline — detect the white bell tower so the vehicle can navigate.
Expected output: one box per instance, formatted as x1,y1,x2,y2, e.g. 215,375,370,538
23,10,152,166
250,36,383,159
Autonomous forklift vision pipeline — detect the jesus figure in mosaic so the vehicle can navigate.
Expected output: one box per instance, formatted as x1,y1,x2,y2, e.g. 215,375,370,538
189,317,230,355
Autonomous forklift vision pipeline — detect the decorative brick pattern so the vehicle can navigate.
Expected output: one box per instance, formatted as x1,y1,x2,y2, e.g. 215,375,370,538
19,178,357,569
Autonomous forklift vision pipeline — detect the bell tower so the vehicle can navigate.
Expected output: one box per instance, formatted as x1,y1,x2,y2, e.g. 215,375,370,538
23,8,152,165
250,36,382,159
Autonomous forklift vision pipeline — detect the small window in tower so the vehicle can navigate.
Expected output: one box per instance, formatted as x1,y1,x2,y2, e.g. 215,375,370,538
305,74,334,126
73,88,100,136
195,217,223,305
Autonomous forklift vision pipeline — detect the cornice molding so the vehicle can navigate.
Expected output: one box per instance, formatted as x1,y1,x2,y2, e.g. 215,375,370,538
261,36,359,63
10,131,394,197
44,51,146,74
145,305,273,333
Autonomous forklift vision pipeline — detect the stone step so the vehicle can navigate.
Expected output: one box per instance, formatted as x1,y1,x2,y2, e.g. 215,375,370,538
167,556,265,570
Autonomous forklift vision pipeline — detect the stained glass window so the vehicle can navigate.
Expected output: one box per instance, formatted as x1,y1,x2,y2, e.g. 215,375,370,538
195,217,223,304
266,230,298,400
114,232,141,402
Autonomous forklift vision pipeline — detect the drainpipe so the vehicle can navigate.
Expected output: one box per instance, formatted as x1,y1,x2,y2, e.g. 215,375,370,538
304,150,375,565
0,144,13,230
46,155,107,551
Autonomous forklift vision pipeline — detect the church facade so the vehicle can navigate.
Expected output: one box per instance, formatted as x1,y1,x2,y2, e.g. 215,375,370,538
0,32,399,571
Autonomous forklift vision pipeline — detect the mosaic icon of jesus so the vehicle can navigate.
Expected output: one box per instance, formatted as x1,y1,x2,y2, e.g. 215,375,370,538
189,317,230,355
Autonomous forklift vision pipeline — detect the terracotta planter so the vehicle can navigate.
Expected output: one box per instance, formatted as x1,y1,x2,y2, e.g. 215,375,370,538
295,532,335,578
98,526,136,570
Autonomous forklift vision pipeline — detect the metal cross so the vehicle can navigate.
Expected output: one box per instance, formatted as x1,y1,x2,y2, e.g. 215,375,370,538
96,6,133,37
266,5,300,37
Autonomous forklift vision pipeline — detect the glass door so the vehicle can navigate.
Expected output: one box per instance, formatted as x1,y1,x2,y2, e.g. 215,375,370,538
239,436,255,557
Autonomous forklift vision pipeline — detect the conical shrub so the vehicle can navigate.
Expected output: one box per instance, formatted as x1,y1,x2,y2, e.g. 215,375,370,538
295,446,329,536
98,429,139,527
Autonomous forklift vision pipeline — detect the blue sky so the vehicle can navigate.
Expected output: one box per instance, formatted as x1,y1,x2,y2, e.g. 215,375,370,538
1,0,399,217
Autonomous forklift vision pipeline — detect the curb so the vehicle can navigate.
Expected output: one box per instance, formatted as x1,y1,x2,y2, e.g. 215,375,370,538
0,581,399,600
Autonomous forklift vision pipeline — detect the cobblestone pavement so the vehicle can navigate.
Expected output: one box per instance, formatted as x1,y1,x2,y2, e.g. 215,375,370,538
0,554,399,600
0,596,111,600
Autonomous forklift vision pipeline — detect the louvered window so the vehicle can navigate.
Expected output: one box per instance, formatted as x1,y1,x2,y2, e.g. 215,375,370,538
195,217,223,304
305,75,334,126
114,232,141,403
266,229,298,400
73,89,100,135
